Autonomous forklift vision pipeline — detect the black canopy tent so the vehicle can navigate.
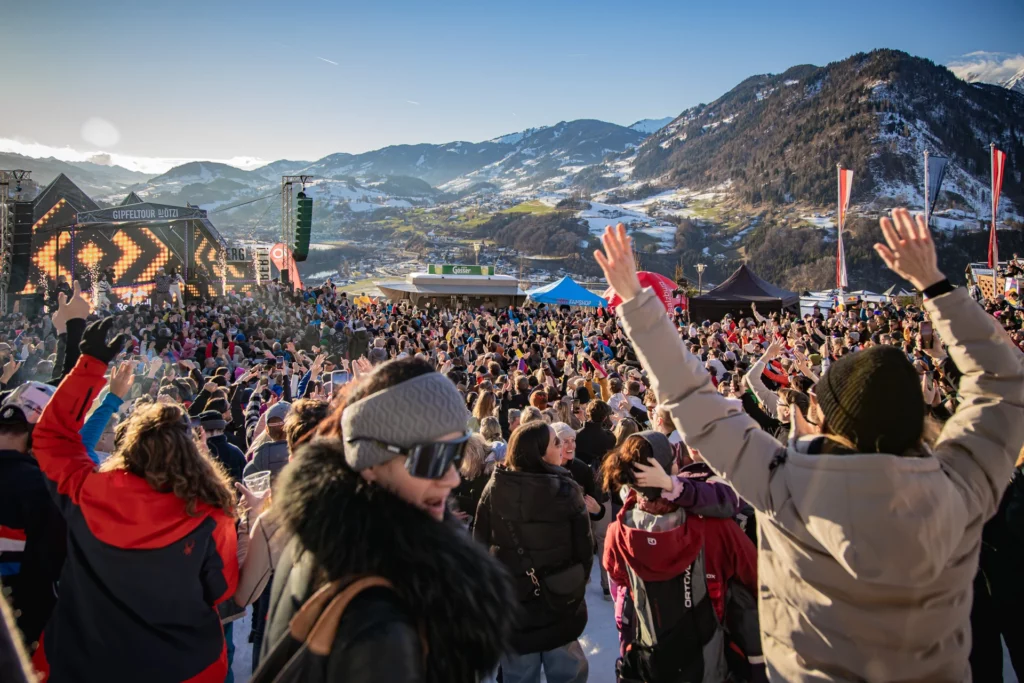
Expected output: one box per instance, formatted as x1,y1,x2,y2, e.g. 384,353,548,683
688,264,799,321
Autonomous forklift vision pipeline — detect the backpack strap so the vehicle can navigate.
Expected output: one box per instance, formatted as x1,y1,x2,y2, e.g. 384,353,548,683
297,576,395,655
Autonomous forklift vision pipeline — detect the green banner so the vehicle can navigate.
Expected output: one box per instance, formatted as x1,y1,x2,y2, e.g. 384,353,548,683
427,264,494,276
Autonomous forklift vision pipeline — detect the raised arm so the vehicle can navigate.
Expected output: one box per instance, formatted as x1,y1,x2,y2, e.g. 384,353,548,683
876,209,1024,524
34,319,129,511
596,224,783,511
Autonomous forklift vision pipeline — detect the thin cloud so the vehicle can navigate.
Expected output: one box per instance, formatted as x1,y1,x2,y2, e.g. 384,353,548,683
948,51,1024,85
316,56,339,66
406,100,421,106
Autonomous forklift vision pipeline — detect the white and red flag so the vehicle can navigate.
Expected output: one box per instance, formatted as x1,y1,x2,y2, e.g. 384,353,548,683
836,167,853,289
990,145,1007,269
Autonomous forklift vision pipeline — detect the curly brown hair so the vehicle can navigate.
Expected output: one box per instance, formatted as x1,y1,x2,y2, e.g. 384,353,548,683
100,402,236,517
599,434,673,509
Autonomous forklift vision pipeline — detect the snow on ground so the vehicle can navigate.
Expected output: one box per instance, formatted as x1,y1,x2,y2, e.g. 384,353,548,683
801,215,835,229
226,549,1021,683
577,201,676,247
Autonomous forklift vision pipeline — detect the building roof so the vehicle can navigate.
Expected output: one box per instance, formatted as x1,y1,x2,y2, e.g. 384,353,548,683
377,280,525,296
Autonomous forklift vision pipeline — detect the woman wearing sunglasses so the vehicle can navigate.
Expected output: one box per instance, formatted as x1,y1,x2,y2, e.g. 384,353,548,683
261,357,515,683
473,421,593,683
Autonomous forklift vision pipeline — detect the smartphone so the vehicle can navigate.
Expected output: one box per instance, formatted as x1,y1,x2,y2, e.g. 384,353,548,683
331,370,351,387
920,321,933,346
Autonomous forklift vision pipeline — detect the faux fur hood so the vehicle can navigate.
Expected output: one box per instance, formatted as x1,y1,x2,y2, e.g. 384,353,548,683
276,440,517,683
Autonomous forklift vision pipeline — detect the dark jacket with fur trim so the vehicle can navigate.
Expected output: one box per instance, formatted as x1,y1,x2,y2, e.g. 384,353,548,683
472,465,593,655
264,441,516,683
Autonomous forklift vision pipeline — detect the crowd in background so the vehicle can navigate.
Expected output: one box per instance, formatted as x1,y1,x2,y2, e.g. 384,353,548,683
1,209,1023,683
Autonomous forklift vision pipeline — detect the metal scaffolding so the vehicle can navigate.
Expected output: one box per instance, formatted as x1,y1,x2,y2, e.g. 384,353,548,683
279,175,313,285
0,170,31,312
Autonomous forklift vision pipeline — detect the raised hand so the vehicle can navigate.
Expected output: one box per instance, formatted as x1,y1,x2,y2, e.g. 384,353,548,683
875,209,945,291
63,281,91,321
594,223,641,303
109,361,136,399
1,358,21,385
633,457,674,491
80,318,130,365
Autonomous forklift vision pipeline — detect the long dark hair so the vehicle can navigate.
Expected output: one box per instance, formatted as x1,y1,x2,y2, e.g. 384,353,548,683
506,421,554,474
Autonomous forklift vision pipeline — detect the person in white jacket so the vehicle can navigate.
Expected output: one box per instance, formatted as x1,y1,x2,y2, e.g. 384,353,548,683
594,210,1024,682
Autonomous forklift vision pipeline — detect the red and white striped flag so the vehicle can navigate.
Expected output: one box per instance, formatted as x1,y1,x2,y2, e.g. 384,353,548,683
990,146,1007,269
836,167,853,289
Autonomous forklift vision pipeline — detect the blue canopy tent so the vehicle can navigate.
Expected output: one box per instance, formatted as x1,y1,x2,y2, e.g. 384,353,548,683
526,276,608,308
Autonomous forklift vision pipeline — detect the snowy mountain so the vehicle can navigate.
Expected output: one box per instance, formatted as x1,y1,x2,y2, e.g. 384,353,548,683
1005,67,1024,94
629,117,673,134
614,50,1024,214
0,151,151,198
439,120,646,194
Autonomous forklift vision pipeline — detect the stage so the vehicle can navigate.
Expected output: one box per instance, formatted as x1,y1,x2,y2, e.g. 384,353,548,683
6,174,257,311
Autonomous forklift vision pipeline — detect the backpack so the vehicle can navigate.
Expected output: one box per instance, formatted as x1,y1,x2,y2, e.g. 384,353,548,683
617,548,728,683
252,576,426,683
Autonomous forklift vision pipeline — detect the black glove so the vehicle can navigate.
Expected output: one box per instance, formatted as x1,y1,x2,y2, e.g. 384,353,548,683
80,317,130,365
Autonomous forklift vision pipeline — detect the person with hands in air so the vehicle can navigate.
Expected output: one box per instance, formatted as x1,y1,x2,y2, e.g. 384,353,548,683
79,361,135,464
30,316,239,683
595,212,1024,682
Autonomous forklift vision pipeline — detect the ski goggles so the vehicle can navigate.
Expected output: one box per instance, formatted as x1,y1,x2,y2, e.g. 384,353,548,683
349,432,470,479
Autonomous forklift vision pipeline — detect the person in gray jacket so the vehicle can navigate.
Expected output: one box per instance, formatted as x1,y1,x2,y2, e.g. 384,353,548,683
594,210,1024,682
243,401,292,485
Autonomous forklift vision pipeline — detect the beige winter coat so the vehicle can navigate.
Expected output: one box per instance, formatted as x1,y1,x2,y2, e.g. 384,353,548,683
618,287,1024,682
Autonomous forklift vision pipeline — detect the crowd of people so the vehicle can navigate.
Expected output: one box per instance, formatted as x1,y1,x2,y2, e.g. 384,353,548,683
1,207,1022,683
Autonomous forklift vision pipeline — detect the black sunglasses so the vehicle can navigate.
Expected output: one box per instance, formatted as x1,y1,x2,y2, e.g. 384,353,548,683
349,432,470,479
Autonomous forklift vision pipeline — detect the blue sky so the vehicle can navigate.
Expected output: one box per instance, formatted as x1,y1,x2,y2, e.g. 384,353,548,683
0,0,1021,171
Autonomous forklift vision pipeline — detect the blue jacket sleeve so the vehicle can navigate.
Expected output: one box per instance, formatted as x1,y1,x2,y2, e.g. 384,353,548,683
80,392,124,464
297,370,312,398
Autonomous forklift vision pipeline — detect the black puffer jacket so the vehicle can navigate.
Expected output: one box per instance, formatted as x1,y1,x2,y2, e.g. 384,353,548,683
264,441,516,683
472,465,593,654
575,421,615,470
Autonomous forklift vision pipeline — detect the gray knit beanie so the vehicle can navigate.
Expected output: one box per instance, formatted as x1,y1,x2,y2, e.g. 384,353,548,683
633,430,674,500
342,372,469,471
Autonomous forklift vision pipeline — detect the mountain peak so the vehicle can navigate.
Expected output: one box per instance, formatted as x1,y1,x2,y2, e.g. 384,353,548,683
629,117,674,134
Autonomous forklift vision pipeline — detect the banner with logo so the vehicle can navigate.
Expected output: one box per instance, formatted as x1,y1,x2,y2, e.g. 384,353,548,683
924,153,948,225
990,146,1007,268
255,246,270,285
77,203,206,224
836,167,853,289
427,264,494,276
269,243,303,290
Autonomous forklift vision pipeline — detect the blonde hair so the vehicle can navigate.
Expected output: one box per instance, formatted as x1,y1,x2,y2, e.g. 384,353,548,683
520,406,544,426
459,433,491,480
473,390,497,421
100,402,236,517
480,416,503,443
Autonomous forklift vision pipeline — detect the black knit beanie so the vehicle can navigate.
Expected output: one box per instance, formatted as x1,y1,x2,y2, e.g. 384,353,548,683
816,345,924,455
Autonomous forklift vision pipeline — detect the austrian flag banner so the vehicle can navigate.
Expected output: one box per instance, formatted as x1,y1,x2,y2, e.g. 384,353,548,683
990,145,1007,269
836,167,853,289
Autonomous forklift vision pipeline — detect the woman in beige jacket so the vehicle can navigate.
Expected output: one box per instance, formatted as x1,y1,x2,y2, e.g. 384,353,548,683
594,209,1024,682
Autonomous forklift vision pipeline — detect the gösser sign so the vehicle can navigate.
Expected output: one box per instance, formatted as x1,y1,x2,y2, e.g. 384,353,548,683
427,264,494,276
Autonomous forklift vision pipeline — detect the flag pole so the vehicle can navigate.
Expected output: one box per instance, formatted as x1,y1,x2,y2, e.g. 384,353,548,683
836,163,843,309
991,142,998,299
923,149,930,229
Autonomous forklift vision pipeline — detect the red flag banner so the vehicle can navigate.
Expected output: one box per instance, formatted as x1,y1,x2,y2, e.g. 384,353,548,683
269,243,304,291
838,168,853,231
603,271,684,313
836,167,853,289
990,146,1007,269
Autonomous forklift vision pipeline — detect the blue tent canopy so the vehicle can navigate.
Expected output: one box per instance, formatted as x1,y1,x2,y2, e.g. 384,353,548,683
526,276,608,308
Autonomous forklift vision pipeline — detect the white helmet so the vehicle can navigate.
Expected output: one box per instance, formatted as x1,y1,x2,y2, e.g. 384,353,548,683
0,381,57,425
